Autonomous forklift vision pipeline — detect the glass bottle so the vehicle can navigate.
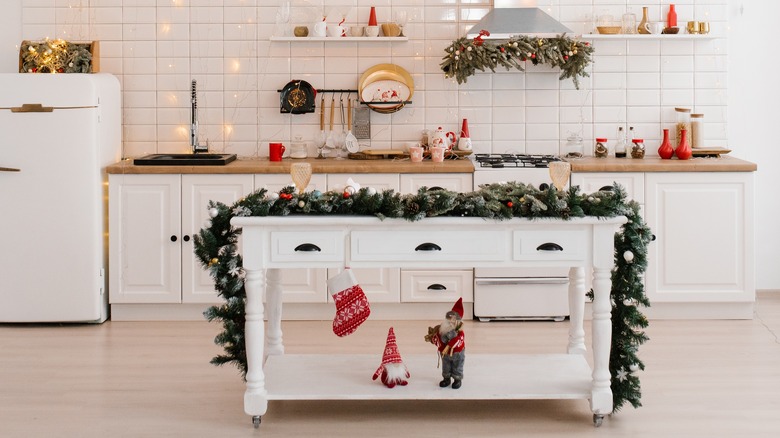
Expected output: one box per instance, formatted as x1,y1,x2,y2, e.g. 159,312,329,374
614,127,627,158
690,113,704,149
668,4,677,28
675,107,691,146
638,7,650,34
594,137,609,158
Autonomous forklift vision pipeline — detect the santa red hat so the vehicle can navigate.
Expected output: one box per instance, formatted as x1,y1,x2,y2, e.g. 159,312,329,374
372,327,410,388
451,297,464,318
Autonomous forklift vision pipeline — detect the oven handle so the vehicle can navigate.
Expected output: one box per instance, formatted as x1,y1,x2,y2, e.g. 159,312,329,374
475,278,569,286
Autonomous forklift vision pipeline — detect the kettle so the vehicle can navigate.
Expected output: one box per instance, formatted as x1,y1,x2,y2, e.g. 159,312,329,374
430,126,456,150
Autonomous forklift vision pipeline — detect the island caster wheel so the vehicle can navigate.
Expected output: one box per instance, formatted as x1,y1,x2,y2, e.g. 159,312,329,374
252,415,262,429
593,414,604,427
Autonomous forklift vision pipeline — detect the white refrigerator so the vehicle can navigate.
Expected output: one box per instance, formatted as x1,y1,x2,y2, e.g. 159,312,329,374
0,73,120,322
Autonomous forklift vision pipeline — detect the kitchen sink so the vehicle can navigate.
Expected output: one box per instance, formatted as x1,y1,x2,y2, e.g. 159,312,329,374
133,153,237,166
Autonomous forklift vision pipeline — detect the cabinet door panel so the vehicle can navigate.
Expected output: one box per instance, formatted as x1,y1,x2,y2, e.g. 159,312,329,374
645,172,754,303
181,175,254,304
109,175,181,303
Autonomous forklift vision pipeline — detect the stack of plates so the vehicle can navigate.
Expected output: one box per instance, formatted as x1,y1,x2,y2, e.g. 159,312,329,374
358,64,414,114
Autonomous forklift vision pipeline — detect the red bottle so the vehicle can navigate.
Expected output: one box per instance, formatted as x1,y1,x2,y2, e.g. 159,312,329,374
368,6,377,26
667,4,677,28
675,128,692,160
658,129,674,159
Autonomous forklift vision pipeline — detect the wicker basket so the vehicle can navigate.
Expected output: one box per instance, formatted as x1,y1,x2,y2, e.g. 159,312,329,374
19,40,100,73
596,26,622,35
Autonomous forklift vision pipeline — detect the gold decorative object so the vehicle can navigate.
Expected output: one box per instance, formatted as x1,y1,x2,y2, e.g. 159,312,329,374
290,162,312,194
548,161,571,192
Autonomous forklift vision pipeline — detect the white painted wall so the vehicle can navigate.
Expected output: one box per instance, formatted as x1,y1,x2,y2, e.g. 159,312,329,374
0,0,22,73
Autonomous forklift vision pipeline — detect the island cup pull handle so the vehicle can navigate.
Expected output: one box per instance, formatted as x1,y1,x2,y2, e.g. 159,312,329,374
536,242,563,251
415,242,442,252
295,243,321,252
427,283,447,290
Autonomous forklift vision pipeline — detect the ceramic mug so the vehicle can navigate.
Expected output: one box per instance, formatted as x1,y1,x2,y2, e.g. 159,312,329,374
365,25,379,37
431,146,445,163
650,22,665,34
311,21,327,37
269,142,286,161
457,137,472,151
409,146,423,162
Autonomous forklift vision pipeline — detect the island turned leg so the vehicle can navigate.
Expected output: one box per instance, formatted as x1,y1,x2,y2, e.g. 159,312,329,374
243,267,268,421
265,268,284,356
567,266,586,355
590,265,614,417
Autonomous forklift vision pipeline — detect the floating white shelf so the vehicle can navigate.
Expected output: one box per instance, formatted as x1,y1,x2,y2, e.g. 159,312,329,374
270,36,409,42
580,33,718,40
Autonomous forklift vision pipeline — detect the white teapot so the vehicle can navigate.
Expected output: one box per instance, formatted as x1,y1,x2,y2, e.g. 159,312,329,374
430,126,456,150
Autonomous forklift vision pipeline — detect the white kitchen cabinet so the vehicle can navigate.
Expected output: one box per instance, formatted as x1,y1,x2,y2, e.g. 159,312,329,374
400,173,472,193
571,170,755,318
109,174,253,305
644,172,754,316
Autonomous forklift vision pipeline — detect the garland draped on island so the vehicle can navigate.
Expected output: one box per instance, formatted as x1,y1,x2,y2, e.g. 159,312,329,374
193,182,652,412
441,31,594,89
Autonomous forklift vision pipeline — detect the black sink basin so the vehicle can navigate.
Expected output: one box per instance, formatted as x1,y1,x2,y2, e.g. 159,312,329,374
133,153,237,166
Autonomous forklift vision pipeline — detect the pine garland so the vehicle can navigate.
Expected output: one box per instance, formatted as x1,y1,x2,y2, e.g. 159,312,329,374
440,31,594,89
194,182,652,412
19,39,94,74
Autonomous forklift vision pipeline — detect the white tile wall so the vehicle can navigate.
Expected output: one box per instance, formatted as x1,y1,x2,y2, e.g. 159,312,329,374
21,0,728,157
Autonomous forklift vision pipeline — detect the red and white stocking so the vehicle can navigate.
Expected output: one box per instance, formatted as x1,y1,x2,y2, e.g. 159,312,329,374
328,269,371,337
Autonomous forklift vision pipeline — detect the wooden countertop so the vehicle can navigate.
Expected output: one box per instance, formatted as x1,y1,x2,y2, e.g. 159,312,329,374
568,156,757,172
106,157,475,175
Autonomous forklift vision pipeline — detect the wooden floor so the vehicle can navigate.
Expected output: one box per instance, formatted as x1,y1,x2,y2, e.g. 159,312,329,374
2,293,780,437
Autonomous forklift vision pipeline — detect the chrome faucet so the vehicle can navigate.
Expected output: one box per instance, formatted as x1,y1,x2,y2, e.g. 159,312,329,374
191,80,208,153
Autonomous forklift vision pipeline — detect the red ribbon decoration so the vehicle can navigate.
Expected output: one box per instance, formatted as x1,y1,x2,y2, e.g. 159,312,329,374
473,29,490,46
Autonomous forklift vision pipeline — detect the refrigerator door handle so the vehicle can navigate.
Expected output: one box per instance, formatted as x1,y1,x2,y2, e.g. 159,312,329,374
9,103,54,113
0,166,21,172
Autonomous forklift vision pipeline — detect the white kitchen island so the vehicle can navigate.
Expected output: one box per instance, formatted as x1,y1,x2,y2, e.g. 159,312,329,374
231,216,627,428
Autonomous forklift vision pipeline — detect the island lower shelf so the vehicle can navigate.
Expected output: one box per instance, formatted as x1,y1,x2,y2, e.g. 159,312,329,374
264,353,592,400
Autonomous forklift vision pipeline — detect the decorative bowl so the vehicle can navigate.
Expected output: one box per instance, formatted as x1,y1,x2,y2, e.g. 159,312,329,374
381,23,401,37
662,27,680,34
596,26,622,35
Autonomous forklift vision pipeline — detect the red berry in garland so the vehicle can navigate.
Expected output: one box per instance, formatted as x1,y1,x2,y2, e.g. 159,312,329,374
507,201,514,208
343,191,350,199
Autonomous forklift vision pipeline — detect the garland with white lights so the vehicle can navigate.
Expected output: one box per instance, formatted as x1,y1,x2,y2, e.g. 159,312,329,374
194,181,652,412
441,31,594,89
19,39,94,74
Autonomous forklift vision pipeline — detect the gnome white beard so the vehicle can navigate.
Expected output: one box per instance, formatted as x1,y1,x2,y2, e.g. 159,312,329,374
382,363,409,386
439,318,456,335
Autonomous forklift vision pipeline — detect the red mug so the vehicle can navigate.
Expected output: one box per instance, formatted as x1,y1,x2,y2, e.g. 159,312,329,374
269,142,286,161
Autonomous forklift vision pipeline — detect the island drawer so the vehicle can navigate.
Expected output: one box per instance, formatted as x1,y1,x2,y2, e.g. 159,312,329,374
270,231,345,262
350,230,507,262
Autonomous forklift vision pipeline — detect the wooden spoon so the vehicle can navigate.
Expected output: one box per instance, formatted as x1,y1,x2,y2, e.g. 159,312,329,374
325,96,335,152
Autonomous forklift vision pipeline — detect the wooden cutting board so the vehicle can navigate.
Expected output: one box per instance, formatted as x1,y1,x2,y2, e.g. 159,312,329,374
692,147,731,157
360,149,406,156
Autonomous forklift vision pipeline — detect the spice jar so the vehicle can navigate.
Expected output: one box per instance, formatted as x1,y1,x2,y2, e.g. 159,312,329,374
290,135,308,159
675,107,691,146
690,113,704,148
594,137,609,158
631,139,645,158
563,133,584,159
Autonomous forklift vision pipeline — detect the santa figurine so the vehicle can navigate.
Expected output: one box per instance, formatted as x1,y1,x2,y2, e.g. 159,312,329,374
425,298,466,389
372,327,410,388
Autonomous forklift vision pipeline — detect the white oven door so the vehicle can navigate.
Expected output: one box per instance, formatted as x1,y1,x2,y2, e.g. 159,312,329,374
474,277,569,322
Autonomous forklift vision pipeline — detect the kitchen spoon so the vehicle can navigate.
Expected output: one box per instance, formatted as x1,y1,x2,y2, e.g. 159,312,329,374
335,97,346,159
344,98,359,154
325,96,335,154
316,95,326,159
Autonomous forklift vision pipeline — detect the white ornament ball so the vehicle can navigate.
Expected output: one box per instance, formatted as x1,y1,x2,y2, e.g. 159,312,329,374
454,55,459,60
623,250,635,263
366,187,377,196
466,46,472,52
629,363,640,372
28,69,33,73
298,200,305,208
208,207,219,218
568,51,574,56
455,50,461,56
267,192,280,201
203,220,212,228
527,52,533,57
68,62,74,67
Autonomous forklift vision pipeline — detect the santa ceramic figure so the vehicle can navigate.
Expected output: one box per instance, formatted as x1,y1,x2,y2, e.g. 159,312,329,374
372,327,410,388
425,298,466,389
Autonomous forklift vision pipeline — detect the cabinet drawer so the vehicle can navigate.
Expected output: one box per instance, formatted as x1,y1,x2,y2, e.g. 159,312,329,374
401,270,473,303
571,172,644,203
351,230,506,262
513,230,585,261
270,231,345,262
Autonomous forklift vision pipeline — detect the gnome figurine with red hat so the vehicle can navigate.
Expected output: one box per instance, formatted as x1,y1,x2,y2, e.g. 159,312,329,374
372,327,410,388
425,298,466,389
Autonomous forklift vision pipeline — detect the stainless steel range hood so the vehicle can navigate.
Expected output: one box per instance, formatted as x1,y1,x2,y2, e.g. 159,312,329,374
466,7,572,39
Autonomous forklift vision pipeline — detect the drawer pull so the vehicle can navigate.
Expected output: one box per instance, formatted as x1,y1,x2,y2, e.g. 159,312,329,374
415,242,442,252
1,166,21,172
427,283,447,291
599,185,614,192
294,243,321,252
536,242,563,252
429,186,444,191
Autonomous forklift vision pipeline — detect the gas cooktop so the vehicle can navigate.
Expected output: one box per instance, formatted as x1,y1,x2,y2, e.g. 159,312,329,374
473,154,562,169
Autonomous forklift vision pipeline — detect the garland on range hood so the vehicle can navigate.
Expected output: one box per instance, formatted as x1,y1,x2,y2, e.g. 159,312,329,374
194,182,652,412
441,31,594,89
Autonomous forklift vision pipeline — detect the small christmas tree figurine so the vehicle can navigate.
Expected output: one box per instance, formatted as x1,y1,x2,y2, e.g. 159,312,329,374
425,298,466,389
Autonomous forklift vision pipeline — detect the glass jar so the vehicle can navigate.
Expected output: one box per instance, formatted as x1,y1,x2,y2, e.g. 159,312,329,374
614,127,627,158
631,139,645,158
563,133,584,159
675,107,691,146
690,113,704,148
622,11,637,34
290,135,308,159
594,137,609,158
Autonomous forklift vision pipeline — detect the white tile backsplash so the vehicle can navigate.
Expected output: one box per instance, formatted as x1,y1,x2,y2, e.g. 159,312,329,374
21,0,729,157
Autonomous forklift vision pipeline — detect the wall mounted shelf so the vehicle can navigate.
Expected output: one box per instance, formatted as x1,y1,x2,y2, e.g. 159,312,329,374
270,36,408,42
580,34,719,40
